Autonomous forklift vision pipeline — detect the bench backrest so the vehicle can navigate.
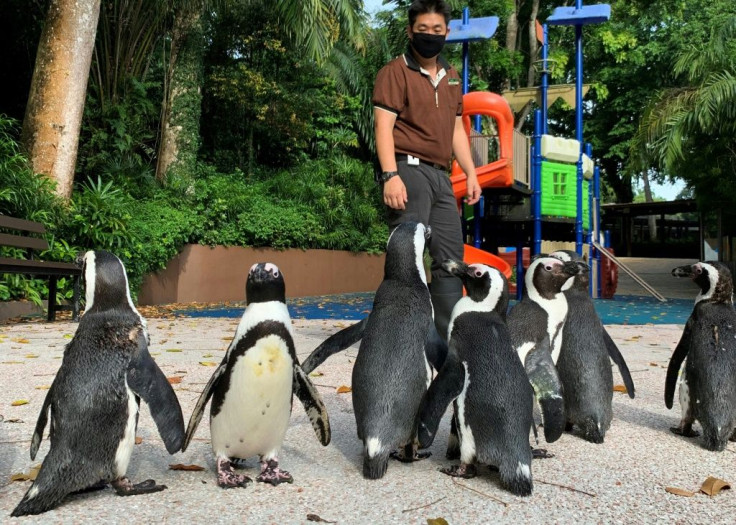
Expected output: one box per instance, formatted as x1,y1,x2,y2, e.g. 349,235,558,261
0,215,51,252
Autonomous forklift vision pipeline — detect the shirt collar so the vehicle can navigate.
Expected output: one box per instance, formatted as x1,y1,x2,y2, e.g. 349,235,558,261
403,48,451,73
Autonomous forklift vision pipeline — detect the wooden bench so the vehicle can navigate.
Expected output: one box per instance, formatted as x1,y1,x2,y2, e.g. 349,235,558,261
0,215,81,321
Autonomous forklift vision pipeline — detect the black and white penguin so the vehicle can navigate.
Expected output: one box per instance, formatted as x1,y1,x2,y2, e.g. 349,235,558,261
12,250,185,517
418,260,535,496
549,250,635,444
665,261,736,451
181,263,330,487
352,221,435,479
506,255,578,445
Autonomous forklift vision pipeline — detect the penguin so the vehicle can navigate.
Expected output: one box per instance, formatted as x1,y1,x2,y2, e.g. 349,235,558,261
12,250,185,517
181,263,330,487
417,260,535,496
352,221,435,479
506,255,579,447
548,250,635,444
665,261,736,451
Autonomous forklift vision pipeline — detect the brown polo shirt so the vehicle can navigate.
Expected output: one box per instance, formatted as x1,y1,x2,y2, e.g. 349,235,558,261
372,52,463,170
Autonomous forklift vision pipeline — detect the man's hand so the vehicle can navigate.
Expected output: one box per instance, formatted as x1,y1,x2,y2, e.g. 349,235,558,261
383,176,408,210
464,174,481,206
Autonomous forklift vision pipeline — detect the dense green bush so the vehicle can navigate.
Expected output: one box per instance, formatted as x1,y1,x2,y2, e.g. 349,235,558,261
2,114,387,308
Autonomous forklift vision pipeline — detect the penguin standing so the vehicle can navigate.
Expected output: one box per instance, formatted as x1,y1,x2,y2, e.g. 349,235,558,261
181,263,330,487
548,250,635,444
506,256,579,447
418,261,535,496
666,261,736,451
12,250,185,517
352,221,434,479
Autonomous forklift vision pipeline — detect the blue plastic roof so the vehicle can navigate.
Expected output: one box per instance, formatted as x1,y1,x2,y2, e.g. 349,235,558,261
546,4,611,26
446,16,499,42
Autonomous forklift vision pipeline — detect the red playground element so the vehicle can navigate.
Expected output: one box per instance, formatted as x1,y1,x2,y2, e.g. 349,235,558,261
601,249,618,299
463,244,512,279
450,91,515,201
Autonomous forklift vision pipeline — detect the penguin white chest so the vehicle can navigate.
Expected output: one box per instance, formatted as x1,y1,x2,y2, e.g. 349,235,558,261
115,382,139,477
211,334,294,459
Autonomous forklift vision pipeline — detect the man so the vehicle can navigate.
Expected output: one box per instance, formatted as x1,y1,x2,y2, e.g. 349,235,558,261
372,0,481,341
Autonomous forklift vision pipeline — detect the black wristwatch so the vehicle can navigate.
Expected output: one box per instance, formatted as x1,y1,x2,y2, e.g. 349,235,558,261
379,170,399,183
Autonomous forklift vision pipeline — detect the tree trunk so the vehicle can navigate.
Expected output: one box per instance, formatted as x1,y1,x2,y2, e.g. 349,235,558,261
527,0,540,87
21,0,101,200
641,171,658,241
504,1,519,91
600,157,633,203
156,3,204,183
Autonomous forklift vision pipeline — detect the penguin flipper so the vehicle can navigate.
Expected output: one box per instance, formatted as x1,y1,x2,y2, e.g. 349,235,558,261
424,325,449,372
417,351,465,449
127,331,185,454
665,317,693,409
30,382,55,460
301,317,367,374
182,359,226,452
603,328,636,399
293,364,331,445
525,337,565,443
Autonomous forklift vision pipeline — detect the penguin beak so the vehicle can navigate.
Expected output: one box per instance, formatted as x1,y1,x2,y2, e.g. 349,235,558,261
562,261,579,276
74,252,85,269
575,261,589,274
672,264,694,278
441,259,468,278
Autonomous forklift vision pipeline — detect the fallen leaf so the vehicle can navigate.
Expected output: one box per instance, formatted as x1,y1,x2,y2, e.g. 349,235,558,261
2,361,24,364
613,385,628,394
11,400,29,406
310,372,324,377
427,519,449,525
221,337,231,341
166,348,183,353
159,339,168,344
665,487,695,497
200,361,217,367
4,418,24,423
202,353,213,358
25,354,39,359
10,464,41,482
701,476,730,496
169,464,205,471
35,385,51,390
135,437,143,445
167,377,183,384
306,514,336,524
336,385,352,394
649,362,658,366
12,338,30,344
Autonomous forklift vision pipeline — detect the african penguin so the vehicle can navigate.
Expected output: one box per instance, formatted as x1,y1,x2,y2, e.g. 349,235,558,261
352,221,435,479
12,250,185,517
549,250,635,444
418,260,535,496
506,255,578,446
666,261,736,451
181,263,330,487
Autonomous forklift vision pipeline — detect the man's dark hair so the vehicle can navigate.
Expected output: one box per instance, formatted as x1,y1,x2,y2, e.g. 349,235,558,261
408,0,452,27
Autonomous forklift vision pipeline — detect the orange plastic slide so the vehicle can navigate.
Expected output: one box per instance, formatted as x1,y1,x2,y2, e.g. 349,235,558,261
454,91,515,279
451,91,515,201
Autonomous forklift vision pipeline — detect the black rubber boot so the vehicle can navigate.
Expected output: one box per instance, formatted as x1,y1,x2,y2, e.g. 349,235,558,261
430,276,463,342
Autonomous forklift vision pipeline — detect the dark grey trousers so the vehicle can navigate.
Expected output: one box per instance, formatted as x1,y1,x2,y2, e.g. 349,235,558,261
386,160,464,280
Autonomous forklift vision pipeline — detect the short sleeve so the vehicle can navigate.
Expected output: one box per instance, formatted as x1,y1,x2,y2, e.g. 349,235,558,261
372,62,406,115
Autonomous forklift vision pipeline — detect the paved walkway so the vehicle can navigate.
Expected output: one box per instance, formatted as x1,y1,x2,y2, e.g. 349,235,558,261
1,315,734,523
613,257,697,300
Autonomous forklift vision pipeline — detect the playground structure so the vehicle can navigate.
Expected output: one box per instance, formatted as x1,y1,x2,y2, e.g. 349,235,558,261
450,2,615,298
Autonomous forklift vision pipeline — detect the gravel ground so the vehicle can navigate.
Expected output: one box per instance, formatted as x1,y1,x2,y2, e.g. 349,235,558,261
1,318,735,524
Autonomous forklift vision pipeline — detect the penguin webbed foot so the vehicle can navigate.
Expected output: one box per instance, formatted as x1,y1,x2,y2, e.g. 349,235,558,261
216,458,252,488
440,463,477,479
112,477,167,496
256,458,293,486
389,444,431,463
670,423,700,438
531,447,555,459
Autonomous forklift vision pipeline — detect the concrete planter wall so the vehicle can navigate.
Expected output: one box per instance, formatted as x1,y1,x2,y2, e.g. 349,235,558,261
138,245,386,306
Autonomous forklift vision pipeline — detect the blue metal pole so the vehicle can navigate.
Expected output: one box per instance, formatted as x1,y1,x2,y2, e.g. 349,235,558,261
533,109,543,256
594,164,602,298
574,3,584,255
516,241,524,300
586,142,593,296
462,7,470,94
541,24,549,135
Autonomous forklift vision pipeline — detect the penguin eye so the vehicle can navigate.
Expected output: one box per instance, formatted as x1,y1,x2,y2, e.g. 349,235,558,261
474,269,483,278
695,267,703,275
272,270,279,278
544,265,553,271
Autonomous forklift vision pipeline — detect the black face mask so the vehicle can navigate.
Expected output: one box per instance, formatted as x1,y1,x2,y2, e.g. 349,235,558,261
410,33,446,59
